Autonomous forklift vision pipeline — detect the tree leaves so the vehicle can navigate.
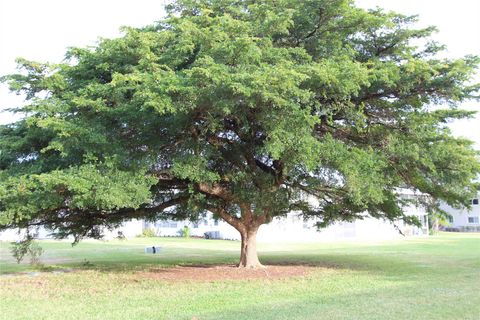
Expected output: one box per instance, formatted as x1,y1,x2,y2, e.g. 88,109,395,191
1,0,478,239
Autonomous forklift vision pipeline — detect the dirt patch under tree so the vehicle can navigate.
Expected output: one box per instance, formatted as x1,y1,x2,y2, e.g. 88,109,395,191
139,264,316,281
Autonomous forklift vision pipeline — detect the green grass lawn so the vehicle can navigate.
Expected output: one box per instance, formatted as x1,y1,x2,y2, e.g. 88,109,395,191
1,232,479,320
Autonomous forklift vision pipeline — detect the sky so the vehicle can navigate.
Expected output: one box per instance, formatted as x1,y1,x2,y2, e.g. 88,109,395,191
1,0,479,147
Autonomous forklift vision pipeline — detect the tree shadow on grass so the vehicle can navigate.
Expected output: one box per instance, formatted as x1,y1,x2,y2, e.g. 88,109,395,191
1,250,425,279
63,251,427,285
1,244,429,279
259,252,428,279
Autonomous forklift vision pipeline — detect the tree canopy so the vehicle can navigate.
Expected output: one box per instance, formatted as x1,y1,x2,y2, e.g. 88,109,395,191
1,0,479,267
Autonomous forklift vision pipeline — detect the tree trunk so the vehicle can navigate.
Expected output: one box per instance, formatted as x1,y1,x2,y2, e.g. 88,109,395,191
432,216,439,233
207,203,267,269
238,227,262,268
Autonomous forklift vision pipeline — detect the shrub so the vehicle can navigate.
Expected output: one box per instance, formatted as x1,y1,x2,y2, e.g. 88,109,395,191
10,236,44,265
28,242,44,265
182,226,190,238
140,228,156,237
11,239,30,264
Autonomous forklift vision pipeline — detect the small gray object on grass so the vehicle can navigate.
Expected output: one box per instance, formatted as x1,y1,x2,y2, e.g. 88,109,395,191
145,246,161,254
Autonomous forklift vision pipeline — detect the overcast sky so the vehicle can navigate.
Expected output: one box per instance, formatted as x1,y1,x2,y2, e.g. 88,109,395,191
1,0,479,147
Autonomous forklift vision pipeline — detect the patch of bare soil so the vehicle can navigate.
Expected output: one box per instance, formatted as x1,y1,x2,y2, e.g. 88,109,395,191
140,264,315,281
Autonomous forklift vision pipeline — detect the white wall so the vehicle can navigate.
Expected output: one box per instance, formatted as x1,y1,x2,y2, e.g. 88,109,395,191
0,226,53,241
0,195,430,242
440,193,480,228
103,219,144,239
142,214,241,240
255,213,426,243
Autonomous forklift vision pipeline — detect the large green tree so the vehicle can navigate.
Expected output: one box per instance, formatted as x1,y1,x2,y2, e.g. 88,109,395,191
1,0,479,268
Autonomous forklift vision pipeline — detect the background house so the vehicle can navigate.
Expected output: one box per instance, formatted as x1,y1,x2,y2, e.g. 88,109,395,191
0,191,430,242
440,192,480,231
110,190,429,242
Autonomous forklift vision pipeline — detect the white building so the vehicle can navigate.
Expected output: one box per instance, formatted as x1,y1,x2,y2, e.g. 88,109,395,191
112,190,429,242
121,209,428,243
1,191,430,242
440,192,480,231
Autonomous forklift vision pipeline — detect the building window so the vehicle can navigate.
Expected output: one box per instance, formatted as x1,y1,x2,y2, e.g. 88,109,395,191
214,220,219,226
448,216,454,223
156,220,177,228
472,199,479,205
467,217,479,224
